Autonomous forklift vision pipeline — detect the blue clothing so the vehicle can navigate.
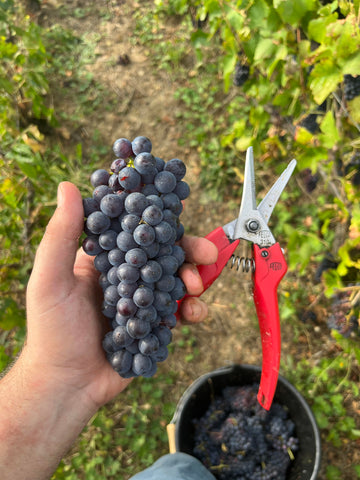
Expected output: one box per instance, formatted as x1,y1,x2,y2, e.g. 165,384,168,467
129,453,216,480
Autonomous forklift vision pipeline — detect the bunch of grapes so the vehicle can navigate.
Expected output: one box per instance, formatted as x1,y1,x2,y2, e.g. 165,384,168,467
344,74,360,101
192,384,298,480
233,61,250,87
82,136,190,378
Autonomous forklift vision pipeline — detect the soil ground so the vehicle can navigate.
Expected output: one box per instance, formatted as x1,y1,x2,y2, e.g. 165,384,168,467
28,0,360,478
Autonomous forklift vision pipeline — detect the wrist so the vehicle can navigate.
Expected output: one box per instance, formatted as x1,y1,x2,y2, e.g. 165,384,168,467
0,349,97,480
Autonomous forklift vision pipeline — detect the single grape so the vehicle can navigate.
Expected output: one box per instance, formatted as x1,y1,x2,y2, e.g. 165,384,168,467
108,248,125,266
125,248,148,268
104,284,120,306
138,333,160,355
94,251,112,273
100,194,124,218
119,166,141,190
154,170,177,193
133,223,156,247
121,214,140,233
83,197,100,217
132,352,153,375
116,231,138,252
99,230,118,250
112,325,134,348
113,137,133,159
133,286,154,308
142,204,163,226
109,349,133,375
111,158,127,173
124,192,149,216
140,260,163,283
117,297,137,317
126,318,151,339
93,185,113,203
154,221,174,244
82,235,103,256
132,136,152,155
117,281,137,299
164,158,186,180
117,263,140,283
134,152,156,174
90,169,110,188
86,211,111,235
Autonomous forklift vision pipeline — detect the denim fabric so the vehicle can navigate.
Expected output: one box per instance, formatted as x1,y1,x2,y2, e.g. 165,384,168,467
128,453,216,480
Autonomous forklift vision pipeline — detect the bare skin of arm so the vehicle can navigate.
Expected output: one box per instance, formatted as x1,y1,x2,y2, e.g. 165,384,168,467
0,182,218,480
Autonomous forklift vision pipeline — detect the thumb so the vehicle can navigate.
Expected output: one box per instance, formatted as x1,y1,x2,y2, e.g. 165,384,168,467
30,182,84,294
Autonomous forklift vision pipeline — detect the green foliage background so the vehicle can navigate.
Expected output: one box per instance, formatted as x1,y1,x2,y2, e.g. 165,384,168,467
0,0,359,479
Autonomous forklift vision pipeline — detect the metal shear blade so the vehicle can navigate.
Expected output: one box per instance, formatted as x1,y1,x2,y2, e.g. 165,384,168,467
223,147,296,247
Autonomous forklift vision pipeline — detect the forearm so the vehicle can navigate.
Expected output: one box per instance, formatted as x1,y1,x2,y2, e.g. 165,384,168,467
0,350,97,480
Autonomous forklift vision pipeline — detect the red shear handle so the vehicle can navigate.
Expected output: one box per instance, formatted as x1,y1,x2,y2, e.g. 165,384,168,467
253,243,287,410
177,227,239,311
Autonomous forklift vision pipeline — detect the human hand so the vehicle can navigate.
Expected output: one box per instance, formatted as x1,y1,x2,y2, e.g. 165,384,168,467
24,181,218,411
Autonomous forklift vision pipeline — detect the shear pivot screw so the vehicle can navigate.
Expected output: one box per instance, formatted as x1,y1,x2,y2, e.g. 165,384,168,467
247,220,259,232
261,250,269,257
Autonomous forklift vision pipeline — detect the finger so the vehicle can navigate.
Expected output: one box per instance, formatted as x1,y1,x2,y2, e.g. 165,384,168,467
31,182,84,292
178,297,208,324
179,236,218,265
178,263,204,296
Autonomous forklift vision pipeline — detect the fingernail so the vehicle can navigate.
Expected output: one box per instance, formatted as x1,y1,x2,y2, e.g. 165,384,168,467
190,300,201,319
57,183,65,208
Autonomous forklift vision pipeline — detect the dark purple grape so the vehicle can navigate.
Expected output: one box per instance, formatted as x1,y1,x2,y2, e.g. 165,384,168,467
117,281,137,299
108,248,125,266
134,152,156,174
119,166,141,190
86,211,111,235
154,221,175,244
140,260,163,283
173,180,190,200
93,185,113,203
154,171,177,193
117,263,140,283
138,333,160,355
126,318,151,339
125,248,148,268
116,231,138,252
117,297,137,317
99,230,118,250
152,325,172,346
112,325,134,348
131,136,152,155
107,266,119,285
164,158,186,180
94,251,112,273
83,197,99,217
100,194,124,218
108,173,121,192
133,224,156,247
124,192,149,216
111,158,127,173
132,352,153,375
113,138,133,158
104,284,120,306
156,274,176,292
82,235,103,256
133,286,154,308
142,204,163,226
90,169,110,188
121,214,140,233
161,192,183,215
109,349,133,375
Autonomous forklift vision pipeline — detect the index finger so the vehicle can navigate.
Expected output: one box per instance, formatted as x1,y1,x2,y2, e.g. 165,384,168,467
178,235,218,265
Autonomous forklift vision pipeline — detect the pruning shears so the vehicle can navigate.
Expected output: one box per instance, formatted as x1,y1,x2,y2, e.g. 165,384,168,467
178,147,297,410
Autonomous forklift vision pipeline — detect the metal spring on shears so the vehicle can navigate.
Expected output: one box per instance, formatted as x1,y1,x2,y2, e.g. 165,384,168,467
228,255,255,273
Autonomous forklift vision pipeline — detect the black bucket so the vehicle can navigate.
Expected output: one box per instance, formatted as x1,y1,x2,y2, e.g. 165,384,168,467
170,364,321,480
